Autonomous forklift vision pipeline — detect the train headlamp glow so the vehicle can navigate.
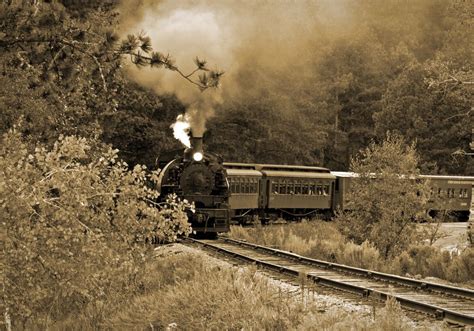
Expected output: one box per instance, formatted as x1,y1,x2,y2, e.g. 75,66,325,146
193,152,203,162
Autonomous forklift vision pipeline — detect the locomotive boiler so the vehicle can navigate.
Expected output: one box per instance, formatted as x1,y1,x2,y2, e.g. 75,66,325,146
156,136,230,235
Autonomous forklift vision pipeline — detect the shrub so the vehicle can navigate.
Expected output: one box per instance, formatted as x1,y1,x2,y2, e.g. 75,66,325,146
1,131,191,328
230,222,473,285
337,241,382,270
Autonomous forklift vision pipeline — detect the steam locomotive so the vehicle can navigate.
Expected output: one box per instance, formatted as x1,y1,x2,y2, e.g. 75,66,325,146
156,137,473,235
156,136,230,235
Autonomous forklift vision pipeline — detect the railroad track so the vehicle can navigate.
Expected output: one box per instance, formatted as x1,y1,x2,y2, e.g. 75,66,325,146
185,237,474,326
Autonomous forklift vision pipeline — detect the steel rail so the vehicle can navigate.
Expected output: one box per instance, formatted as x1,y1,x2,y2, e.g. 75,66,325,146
223,238,474,299
186,238,474,326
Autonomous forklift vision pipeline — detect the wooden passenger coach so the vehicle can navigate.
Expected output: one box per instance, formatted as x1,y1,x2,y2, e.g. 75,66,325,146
226,168,261,209
421,175,474,220
262,168,335,209
224,163,336,221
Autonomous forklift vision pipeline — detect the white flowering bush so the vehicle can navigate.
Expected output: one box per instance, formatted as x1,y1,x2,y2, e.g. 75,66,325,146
1,130,191,327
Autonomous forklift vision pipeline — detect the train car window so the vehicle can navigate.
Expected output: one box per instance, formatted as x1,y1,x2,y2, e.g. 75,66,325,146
295,183,301,195
447,188,454,198
251,179,256,193
461,188,468,198
233,178,239,193
438,188,442,197
288,181,294,195
302,183,309,195
323,185,329,196
272,181,278,194
316,185,323,196
246,179,251,194
310,184,316,195
279,181,286,194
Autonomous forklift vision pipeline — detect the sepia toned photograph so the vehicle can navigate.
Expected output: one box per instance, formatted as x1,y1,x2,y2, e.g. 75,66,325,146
1,0,473,329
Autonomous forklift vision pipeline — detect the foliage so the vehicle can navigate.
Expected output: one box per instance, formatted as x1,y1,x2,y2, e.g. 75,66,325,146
1,130,191,328
0,1,221,152
230,222,473,284
230,222,382,270
206,97,327,165
391,245,473,284
0,1,121,141
104,248,419,331
100,84,186,168
374,62,473,174
337,134,430,257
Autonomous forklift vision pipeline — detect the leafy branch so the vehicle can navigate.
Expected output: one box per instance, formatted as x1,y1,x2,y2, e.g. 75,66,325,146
118,34,224,91
1,32,224,92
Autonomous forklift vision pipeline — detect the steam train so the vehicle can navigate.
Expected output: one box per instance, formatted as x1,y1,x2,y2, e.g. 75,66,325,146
156,138,473,235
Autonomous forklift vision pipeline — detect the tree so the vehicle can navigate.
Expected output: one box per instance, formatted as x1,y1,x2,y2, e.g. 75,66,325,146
1,130,191,327
206,96,327,165
374,62,473,174
337,133,430,258
0,1,222,145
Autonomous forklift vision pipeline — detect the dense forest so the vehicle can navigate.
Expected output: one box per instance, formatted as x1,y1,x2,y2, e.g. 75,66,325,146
1,0,472,174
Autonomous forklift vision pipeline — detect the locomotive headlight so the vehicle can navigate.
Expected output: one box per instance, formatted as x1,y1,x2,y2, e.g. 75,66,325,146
193,152,203,162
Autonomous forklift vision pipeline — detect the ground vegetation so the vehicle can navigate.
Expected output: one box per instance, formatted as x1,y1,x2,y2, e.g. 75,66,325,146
230,222,473,285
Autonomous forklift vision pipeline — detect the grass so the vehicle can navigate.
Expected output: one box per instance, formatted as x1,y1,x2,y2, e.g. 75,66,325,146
101,247,431,331
19,241,450,330
19,235,459,329
229,221,474,285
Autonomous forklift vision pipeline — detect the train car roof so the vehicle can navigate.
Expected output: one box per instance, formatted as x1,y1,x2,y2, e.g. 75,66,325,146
262,170,336,179
224,162,331,173
331,171,358,178
223,162,259,169
226,168,262,177
332,171,474,181
420,175,474,181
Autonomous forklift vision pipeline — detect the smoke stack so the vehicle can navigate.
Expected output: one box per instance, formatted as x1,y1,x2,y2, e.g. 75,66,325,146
191,136,203,154
184,133,204,162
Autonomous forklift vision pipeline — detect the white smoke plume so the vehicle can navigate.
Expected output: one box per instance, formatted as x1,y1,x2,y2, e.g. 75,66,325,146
170,113,191,147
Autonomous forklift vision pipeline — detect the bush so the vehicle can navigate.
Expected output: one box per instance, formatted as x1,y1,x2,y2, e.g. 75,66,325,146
230,222,474,285
230,221,382,270
1,131,191,328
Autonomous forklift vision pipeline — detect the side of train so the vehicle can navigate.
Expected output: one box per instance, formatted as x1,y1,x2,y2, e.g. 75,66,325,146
226,163,474,224
156,138,473,235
